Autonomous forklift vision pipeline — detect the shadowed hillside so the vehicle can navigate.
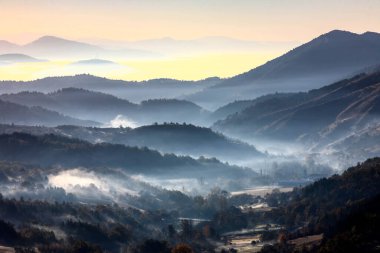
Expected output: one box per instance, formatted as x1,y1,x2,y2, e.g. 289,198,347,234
214,69,380,150
0,99,97,127
0,88,209,125
186,30,380,108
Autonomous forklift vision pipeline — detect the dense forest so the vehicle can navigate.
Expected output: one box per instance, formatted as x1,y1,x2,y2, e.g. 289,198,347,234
0,158,378,252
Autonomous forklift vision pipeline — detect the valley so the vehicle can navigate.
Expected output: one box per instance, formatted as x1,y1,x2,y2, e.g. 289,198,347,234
0,27,379,253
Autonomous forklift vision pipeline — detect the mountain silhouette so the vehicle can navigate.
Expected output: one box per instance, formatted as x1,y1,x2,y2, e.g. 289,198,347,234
0,54,45,63
0,74,220,103
186,30,380,108
71,59,118,65
0,36,157,60
0,40,20,54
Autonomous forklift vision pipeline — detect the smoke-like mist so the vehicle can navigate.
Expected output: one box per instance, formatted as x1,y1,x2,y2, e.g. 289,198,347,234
108,115,139,128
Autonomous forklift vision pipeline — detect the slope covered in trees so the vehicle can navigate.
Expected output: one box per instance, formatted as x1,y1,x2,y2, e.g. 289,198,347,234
0,132,251,178
214,69,380,149
0,88,209,125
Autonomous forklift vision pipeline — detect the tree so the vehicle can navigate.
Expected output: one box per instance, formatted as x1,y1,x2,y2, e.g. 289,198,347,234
167,225,176,239
171,243,193,253
137,239,170,253
180,220,193,239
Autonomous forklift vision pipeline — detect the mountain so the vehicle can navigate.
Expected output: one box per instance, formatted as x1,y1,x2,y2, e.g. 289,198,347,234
23,36,158,59
208,100,254,123
0,36,157,60
0,88,137,123
213,69,380,151
0,74,221,103
23,36,101,58
0,40,20,54
0,132,252,178
0,123,263,162
0,88,209,125
0,99,97,127
86,123,264,161
230,30,380,82
186,30,380,108
262,157,380,253
209,93,306,122
117,36,297,57
136,99,209,125
323,123,380,162
0,53,45,64
71,59,118,65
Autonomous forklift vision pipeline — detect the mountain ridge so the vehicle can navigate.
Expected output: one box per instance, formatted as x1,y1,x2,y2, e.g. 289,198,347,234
185,30,380,108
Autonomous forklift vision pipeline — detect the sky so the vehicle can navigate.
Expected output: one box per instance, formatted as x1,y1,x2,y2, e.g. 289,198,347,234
0,0,379,81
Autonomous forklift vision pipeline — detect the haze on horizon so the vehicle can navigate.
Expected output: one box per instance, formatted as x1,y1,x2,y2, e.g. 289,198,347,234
0,0,380,81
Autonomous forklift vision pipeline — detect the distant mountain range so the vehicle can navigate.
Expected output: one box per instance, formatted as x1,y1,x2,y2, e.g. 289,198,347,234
0,36,158,60
0,74,221,103
0,35,296,60
1,30,379,110
113,36,297,56
0,54,45,64
0,88,209,125
71,59,118,66
186,30,380,108
1,29,380,162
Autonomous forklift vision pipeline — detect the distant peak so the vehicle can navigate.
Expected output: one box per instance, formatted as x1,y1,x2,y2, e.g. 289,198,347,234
26,35,96,48
322,29,358,38
34,35,67,42
0,53,43,62
361,31,380,39
0,40,17,44
71,59,117,65
361,31,380,35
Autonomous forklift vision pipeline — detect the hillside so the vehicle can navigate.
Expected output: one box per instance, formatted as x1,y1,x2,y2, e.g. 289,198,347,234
0,40,19,53
0,132,251,178
0,35,156,60
214,70,380,149
0,88,209,125
262,157,380,253
209,93,308,122
117,124,263,160
0,74,220,104
0,53,44,63
186,30,380,108
0,88,137,122
0,99,96,127
0,123,263,162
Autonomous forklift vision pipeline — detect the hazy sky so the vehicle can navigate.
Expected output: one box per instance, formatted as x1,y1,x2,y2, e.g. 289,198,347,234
1,0,379,43
0,0,379,81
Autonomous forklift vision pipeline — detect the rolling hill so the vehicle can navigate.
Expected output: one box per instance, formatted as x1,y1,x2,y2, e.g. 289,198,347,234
264,157,380,253
0,132,252,178
0,40,19,53
0,74,221,103
0,99,97,127
0,88,209,125
0,36,157,60
0,123,263,162
0,54,45,63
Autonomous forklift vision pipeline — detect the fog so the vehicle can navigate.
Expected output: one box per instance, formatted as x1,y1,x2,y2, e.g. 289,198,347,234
107,114,139,128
